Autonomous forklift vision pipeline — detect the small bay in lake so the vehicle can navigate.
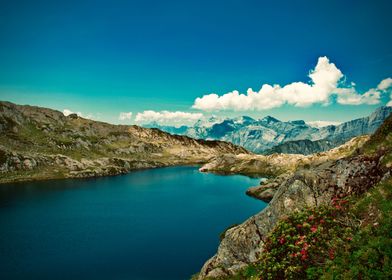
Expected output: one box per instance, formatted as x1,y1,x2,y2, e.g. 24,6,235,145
0,166,266,280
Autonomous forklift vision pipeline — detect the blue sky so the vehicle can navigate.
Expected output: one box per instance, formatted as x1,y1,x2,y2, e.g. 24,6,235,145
0,0,391,125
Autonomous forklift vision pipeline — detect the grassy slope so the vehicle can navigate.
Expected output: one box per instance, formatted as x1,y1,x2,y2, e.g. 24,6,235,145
321,178,392,279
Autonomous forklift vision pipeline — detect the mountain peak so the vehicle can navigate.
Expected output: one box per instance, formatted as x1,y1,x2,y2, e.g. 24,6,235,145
261,115,280,123
233,116,255,124
290,120,306,125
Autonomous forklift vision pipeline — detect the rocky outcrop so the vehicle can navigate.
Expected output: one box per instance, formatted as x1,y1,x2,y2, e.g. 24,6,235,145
246,173,291,202
199,153,304,176
0,101,247,183
198,152,388,279
0,146,42,172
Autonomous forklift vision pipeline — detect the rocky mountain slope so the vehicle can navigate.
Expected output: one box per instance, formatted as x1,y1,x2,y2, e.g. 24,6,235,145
263,138,343,155
147,106,392,154
199,135,369,178
196,113,392,279
0,101,247,183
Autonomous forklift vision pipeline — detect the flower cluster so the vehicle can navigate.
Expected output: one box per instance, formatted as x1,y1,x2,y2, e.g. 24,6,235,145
257,198,353,279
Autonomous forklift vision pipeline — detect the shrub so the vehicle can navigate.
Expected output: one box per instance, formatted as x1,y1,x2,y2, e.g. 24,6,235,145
257,198,354,280
321,179,392,280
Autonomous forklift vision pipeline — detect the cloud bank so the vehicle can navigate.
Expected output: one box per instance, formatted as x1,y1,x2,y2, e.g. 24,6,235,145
135,110,203,127
307,120,342,128
192,56,392,111
119,112,133,121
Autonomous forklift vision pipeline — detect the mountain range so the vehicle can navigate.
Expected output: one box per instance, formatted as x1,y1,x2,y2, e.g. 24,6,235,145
144,106,392,155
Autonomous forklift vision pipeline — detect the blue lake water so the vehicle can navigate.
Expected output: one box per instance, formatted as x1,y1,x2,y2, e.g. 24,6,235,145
0,166,266,280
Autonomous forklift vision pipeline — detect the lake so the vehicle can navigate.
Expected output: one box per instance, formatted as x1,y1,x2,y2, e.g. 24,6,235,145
0,166,266,280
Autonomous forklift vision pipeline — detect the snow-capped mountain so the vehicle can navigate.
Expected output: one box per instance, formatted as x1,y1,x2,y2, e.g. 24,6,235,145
143,106,392,154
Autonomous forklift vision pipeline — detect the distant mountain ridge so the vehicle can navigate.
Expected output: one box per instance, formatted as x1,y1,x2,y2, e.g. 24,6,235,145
144,106,392,154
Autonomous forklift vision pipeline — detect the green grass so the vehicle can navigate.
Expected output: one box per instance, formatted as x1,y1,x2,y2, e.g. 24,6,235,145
362,114,392,156
320,179,392,280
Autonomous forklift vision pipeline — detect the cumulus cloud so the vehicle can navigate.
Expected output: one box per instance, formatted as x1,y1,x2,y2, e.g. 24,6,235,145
119,112,133,121
377,78,392,91
63,109,83,117
192,57,392,111
387,92,392,107
335,88,381,105
63,109,94,119
135,110,203,127
375,78,392,107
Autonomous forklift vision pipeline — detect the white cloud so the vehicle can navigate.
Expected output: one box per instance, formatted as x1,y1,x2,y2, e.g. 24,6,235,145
63,109,95,119
377,78,392,107
192,57,391,111
307,120,342,128
135,110,203,127
119,112,133,121
63,109,83,117
335,88,381,105
387,93,392,107
377,78,392,91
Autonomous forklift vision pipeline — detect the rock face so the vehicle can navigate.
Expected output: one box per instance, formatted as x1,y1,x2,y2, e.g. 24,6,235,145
196,115,392,279
246,173,291,202
145,107,392,154
264,138,342,155
0,101,247,183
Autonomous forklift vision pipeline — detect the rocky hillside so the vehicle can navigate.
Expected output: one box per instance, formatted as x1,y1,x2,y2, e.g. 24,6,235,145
0,101,247,183
196,113,392,279
199,135,369,178
146,106,392,154
263,138,343,155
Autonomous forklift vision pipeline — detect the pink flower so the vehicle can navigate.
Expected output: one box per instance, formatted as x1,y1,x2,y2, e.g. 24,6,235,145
310,225,318,233
329,249,335,260
279,237,286,245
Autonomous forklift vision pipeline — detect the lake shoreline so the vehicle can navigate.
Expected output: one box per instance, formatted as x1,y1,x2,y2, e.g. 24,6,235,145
0,161,209,185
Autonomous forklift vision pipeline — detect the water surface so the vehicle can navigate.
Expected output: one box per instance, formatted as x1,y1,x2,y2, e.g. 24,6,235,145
0,166,266,280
